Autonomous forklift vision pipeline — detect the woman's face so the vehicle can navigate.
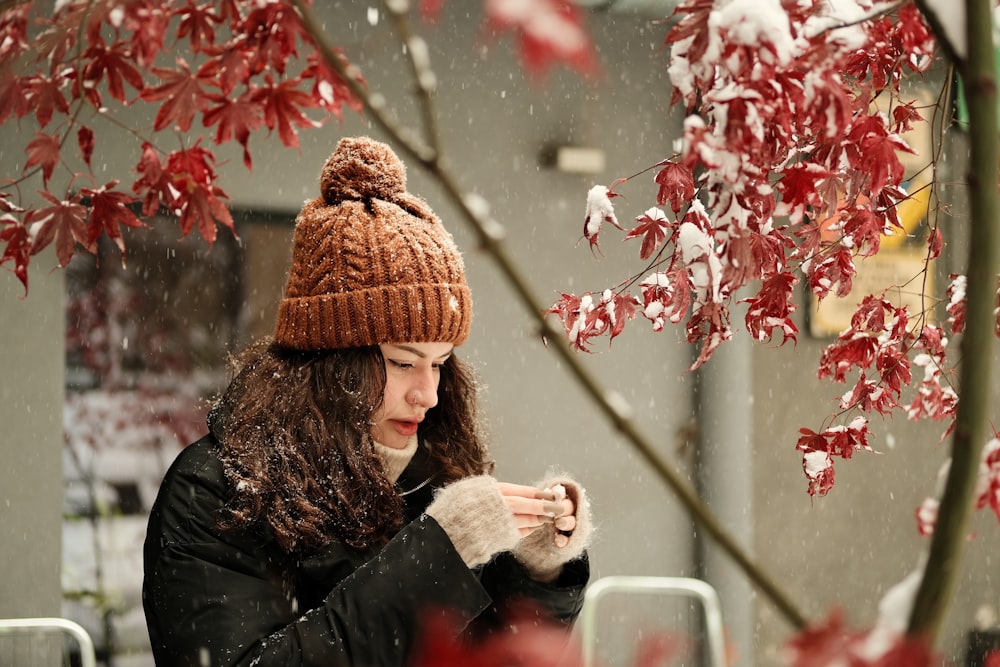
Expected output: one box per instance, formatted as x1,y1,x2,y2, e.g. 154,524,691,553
372,342,455,449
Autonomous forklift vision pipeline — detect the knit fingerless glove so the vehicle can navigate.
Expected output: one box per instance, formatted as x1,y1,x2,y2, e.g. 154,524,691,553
512,476,592,583
425,475,521,568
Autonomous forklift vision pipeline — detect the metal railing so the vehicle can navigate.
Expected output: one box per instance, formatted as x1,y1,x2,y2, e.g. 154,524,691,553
578,576,727,667
0,617,97,667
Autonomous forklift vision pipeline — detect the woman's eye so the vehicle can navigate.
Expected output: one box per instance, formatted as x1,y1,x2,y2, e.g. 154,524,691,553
389,360,414,370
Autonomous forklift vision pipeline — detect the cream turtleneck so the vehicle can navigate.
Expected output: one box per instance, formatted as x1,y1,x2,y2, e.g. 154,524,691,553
374,435,418,483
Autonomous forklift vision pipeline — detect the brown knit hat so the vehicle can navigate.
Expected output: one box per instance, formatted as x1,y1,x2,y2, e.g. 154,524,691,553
273,137,472,350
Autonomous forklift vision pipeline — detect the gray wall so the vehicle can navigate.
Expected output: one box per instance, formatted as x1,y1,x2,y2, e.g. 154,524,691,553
1,2,997,666
0,248,64,619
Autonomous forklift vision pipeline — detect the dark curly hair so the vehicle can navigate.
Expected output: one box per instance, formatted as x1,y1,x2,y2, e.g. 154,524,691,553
209,338,492,554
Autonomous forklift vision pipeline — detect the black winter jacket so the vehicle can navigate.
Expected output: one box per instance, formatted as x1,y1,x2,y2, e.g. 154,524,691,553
142,435,589,666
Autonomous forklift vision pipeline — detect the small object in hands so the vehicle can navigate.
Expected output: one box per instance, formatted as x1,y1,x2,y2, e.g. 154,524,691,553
542,484,568,515
543,484,573,547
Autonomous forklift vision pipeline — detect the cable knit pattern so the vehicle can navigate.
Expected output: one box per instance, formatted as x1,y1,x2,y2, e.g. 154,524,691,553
425,475,521,568
513,476,592,583
273,136,472,350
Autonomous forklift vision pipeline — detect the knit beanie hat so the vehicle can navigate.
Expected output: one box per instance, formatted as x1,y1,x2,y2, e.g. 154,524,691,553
274,136,473,350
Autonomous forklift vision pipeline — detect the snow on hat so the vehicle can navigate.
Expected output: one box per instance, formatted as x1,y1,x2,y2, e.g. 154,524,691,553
273,136,472,350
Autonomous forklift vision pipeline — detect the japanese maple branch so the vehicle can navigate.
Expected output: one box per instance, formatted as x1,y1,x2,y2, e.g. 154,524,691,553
385,1,442,156
291,0,809,630
907,0,999,642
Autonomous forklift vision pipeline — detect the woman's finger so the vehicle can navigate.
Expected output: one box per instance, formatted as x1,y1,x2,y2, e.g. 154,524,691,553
503,495,569,518
554,514,576,532
512,512,551,531
497,482,545,499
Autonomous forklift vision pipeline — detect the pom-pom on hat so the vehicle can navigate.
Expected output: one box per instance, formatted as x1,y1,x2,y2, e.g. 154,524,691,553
274,137,472,350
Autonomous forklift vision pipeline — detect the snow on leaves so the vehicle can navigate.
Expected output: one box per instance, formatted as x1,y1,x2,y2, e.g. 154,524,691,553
917,435,1000,536
582,184,623,253
624,207,672,261
546,0,999,499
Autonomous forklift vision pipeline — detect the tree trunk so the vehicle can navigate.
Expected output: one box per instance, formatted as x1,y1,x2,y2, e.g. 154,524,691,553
908,0,1000,643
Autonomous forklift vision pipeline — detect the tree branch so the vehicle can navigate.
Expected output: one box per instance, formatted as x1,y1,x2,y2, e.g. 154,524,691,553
908,0,999,641
291,0,809,630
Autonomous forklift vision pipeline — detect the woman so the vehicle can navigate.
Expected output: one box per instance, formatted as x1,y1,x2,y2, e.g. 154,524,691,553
142,137,592,666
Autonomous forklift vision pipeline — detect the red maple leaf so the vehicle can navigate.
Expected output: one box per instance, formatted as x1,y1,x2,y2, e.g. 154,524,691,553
0,192,22,215
795,419,870,495
546,291,608,352
741,271,799,346
483,0,599,78
841,372,898,414
24,73,69,128
778,162,833,214
242,1,307,75
24,132,61,186
132,142,176,216
841,206,886,257
601,289,640,341
0,70,32,125
25,190,89,267
202,89,265,169
927,226,943,260
784,608,854,665
818,335,878,383
945,274,966,334
179,183,234,245
686,300,731,370
78,37,144,106
639,268,691,332
165,144,235,243
582,184,623,254
199,43,253,96
808,246,856,299
251,76,320,148
786,609,940,667
654,160,695,214
863,131,910,192
896,4,935,58
0,215,31,293
0,6,29,63
624,207,673,260
174,2,224,53
665,0,714,72
850,295,893,334
301,51,365,119
876,345,912,399
891,99,923,134
120,2,170,68
410,603,578,667
80,181,144,256
141,59,211,132
78,125,95,168
33,9,81,67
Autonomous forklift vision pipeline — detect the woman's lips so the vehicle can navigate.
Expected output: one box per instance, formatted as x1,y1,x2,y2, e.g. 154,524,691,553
391,419,420,436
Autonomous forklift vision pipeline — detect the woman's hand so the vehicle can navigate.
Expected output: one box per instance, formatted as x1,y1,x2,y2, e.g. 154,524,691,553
509,476,592,582
497,482,575,541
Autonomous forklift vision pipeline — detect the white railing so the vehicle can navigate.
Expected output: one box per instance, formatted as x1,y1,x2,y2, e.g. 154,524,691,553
578,575,727,667
0,617,97,667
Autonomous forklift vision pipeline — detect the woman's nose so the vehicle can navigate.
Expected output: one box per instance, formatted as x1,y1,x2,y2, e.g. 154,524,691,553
410,371,439,409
